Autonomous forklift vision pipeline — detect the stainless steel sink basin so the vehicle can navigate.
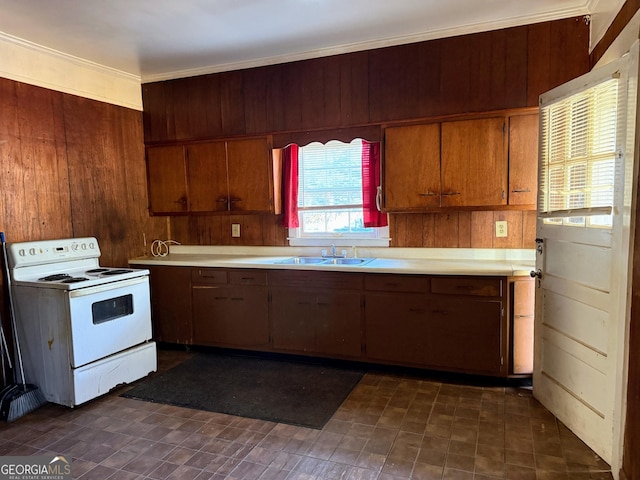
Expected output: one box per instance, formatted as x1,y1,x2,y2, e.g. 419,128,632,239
275,256,327,264
326,257,375,265
275,256,375,266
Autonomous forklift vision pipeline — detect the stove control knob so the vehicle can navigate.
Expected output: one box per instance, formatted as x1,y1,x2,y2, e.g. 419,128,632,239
81,243,87,250
18,249,25,257
71,243,79,251
29,248,36,256
89,242,95,249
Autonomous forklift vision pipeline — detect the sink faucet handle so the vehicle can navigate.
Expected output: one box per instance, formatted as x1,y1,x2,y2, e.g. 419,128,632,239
330,244,336,256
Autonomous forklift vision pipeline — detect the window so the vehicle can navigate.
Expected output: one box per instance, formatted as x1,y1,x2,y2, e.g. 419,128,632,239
288,139,389,247
539,77,619,228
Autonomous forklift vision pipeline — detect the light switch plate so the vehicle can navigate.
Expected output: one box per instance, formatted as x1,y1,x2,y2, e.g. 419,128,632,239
232,223,241,237
495,221,508,238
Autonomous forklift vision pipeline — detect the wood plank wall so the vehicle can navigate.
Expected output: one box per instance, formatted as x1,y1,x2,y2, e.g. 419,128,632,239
0,78,167,333
144,17,588,250
143,17,589,144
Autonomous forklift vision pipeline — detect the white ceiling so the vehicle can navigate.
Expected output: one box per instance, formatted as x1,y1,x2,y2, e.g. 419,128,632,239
0,0,594,82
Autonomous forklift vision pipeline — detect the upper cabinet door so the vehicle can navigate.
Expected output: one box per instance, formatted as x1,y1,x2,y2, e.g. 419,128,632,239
383,123,441,211
146,145,188,214
186,142,228,212
226,138,273,213
508,114,539,207
441,117,508,207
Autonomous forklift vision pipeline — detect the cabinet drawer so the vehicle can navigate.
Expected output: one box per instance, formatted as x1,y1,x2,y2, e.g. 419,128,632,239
229,270,267,286
191,268,228,284
269,270,363,290
431,277,503,297
365,274,428,293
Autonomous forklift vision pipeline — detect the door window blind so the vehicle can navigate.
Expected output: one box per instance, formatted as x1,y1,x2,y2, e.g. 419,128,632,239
539,77,619,227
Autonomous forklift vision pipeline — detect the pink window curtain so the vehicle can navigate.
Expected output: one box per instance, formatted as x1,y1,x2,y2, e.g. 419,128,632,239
281,144,300,228
361,140,388,227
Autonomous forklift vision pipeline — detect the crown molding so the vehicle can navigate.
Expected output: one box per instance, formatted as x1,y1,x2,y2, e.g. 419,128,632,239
0,31,143,110
142,5,591,83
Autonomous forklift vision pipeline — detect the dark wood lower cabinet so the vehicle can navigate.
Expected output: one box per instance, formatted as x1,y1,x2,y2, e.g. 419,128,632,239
192,284,269,347
426,298,503,374
270,287,362,358
364,292,430,365
191,268,269,349
141,264,522,377
132,264,193,344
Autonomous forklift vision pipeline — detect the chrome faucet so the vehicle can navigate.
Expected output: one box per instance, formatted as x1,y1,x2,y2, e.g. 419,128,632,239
323,244,346,258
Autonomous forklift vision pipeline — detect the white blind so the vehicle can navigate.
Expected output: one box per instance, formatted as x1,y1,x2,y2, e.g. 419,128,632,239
539,77,619,227
298,139,363,209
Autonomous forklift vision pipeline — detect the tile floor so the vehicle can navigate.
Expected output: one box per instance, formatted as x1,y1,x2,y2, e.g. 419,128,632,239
0,348,612,480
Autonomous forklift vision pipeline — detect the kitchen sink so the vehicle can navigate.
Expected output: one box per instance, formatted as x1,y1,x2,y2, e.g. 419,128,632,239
325,257,374,265
274,256,375,266
275,256,327,264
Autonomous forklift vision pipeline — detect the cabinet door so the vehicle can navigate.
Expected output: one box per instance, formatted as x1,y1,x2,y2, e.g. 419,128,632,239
426,297,504,375
186,142,228,212
271,287,316,352
315,291,362,357
383,123,441,211
192,285,269,347
364,293,430,365
441,117,508,207
508,114,539,207
146,146,188,213
226,138,273,212
140,265,192,344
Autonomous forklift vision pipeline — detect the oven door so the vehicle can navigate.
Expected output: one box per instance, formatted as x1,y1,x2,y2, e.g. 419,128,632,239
67,275,152,368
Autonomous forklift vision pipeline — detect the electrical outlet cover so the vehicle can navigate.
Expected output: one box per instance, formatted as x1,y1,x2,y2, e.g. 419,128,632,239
495,221,508,238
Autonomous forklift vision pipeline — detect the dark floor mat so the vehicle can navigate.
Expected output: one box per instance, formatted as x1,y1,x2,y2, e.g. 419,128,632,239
121,352,365,429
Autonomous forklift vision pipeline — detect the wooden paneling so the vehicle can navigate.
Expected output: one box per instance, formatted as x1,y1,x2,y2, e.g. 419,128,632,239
527,17,590,106
0,78,167,270
62,95,167,267
389,211,534,248
142,17,589,144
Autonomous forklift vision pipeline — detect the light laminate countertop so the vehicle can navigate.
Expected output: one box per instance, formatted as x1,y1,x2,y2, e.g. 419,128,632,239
130,245,535,277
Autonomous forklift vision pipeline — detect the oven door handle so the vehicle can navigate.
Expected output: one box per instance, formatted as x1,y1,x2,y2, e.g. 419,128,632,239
68,275,148,298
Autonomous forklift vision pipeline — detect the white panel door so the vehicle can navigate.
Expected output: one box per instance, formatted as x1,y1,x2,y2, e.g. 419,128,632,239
534,43,638,469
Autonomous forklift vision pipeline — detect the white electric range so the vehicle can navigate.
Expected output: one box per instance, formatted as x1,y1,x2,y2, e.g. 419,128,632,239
7,237,157,407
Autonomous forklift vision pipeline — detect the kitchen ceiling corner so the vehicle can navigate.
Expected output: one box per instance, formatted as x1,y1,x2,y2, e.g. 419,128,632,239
0,0,594,83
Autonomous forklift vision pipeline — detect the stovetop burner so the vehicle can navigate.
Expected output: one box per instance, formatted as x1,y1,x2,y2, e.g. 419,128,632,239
101,269,133,275
39,273,72,281
86,268,109,274
62,277,89,283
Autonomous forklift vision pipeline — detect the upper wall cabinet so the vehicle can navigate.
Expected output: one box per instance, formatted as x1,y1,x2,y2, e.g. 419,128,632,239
508,113,539,208
382,110,538,212
146,137,274,215
146,145,189,213
383,123,441,211
440,117,508,208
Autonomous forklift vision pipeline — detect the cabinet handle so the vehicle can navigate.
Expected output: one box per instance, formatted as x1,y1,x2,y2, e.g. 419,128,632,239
216,197,228,203
441,191,461,196
375,186,382,212
231,297,244,301
431,309,449,315
418,192,437,197
174,196,187,205
511,188,531,193
230,197,241,203
408,308,425,314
